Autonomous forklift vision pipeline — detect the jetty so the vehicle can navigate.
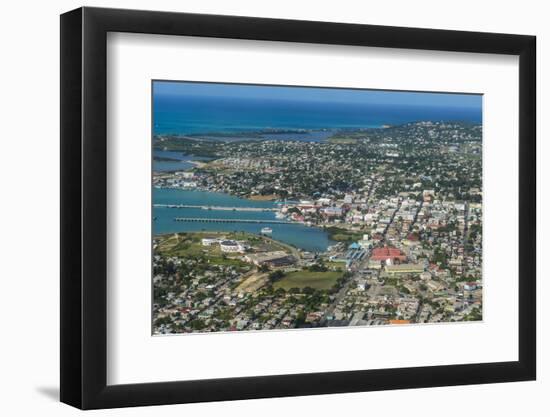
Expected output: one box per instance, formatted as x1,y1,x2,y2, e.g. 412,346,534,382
154,204,277,212
174,217,293,224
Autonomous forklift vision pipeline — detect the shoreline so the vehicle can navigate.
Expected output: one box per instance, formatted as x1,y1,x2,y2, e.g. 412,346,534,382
153,230,306,255
187,160,208,168
153,120,482,144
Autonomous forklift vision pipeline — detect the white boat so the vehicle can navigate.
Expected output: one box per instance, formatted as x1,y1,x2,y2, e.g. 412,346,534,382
261,227,273,235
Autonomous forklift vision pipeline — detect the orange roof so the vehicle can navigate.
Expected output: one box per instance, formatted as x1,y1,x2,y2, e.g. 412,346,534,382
389,320,411,325
372,247,402,255
371,247,406,260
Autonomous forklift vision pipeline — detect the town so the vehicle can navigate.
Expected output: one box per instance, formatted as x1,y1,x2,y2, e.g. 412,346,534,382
152,121,483,334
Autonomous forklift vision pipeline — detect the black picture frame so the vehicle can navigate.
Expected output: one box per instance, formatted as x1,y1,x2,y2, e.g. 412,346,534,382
60,6,536,410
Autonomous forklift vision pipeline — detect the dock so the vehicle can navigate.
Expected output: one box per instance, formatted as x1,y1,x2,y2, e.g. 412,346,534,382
174,217,293,224
155,204,277,212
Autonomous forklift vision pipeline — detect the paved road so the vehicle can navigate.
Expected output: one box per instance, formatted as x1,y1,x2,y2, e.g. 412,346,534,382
382,200,402,240
462,201,471,254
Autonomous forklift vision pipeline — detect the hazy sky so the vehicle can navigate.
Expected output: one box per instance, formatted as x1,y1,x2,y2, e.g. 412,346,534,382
153,80,482,109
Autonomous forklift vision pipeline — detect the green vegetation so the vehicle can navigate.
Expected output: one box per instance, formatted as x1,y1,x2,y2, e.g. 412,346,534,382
156,232,251,268
268,270,285,282
463,307,482,321
154,136,220,157
273,270,343,290
324,226,364,242
325,261,345,271
327,130,369,144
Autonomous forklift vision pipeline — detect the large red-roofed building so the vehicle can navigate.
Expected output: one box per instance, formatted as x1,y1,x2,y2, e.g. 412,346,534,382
371,247,406,262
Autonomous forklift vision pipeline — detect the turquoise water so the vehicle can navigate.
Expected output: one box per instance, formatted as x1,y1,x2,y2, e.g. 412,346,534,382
153,189,333,252
153,94,482,136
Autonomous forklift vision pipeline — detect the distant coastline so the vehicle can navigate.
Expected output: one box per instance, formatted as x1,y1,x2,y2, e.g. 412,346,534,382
153,92,482,137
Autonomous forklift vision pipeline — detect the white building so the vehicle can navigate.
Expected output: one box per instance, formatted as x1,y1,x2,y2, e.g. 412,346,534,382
220,240,242,253
201,238,219,246
358,234,372,249
356,279,368,291
177,172,195,179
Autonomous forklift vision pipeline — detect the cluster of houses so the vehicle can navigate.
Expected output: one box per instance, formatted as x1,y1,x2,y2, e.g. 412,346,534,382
153,171,198,189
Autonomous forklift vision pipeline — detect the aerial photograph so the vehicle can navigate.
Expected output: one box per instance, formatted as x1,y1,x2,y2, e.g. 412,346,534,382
152,81,483,335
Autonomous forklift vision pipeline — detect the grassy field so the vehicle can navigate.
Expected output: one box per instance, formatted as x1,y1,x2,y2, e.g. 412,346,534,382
154,231,293,268
324,226,365,242
155,232,249,267
273,270,343,290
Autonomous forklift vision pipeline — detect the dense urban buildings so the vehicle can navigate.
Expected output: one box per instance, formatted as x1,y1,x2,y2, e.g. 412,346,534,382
152,119,483,334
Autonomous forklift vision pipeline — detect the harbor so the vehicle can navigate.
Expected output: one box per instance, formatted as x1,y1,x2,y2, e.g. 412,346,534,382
153,188,334,253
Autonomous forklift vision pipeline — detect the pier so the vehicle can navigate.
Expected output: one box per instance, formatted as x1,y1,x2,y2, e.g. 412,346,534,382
174,217,294,224
155,204,277,212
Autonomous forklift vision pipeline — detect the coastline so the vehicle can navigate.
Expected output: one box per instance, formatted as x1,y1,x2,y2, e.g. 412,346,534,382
187,160,208,168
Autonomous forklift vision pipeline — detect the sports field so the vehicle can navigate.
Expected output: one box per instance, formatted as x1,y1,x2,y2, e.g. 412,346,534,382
273,270,342,290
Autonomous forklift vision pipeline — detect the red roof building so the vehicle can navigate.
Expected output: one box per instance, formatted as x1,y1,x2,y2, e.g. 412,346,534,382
371,247,407,262
389,319,411,325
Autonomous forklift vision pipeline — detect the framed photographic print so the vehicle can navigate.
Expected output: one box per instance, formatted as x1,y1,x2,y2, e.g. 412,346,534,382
60,7,536,409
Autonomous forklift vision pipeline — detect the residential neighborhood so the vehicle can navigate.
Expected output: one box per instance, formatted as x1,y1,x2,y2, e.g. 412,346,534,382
152,121,483,334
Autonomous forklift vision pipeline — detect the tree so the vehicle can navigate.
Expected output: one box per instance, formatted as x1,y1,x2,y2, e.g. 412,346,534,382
309,262,327,272
188,319,206,331
268,270,285,282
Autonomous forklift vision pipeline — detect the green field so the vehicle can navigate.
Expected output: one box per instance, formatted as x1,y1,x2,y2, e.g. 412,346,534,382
324,226,365,242
154,231,291,268
155,232,249,267
273,270,343,290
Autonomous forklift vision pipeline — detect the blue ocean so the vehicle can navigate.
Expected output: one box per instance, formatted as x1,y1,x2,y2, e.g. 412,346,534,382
153,94,482,136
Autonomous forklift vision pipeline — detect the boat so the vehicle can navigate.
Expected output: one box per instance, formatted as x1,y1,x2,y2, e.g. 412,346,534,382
260,227,273,235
